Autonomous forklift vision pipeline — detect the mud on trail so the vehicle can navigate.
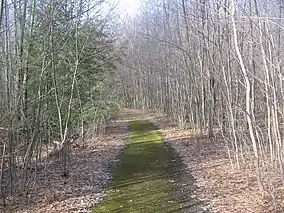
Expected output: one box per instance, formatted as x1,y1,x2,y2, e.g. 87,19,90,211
92,119,206,213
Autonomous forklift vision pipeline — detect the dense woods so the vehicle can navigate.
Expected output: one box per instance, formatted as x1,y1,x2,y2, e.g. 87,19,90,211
0,0,120,206
120,0,284,204
2,0,284,211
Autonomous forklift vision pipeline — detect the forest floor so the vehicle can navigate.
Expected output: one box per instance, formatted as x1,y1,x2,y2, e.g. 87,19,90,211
2,109,279,212
4,114,128,213
148,111,279,212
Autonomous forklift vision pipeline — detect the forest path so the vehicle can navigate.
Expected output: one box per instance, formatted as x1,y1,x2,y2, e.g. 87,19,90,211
92,112,205,212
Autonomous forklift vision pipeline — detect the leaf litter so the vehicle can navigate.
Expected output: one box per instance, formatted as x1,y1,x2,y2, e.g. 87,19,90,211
149,111,283,212
3,118,128,213
3,109,283,212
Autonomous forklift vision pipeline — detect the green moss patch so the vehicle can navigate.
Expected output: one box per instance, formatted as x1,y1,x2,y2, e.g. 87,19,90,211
92,120,199,212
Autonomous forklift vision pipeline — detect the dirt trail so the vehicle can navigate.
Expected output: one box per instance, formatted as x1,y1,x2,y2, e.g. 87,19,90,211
92,117,206,212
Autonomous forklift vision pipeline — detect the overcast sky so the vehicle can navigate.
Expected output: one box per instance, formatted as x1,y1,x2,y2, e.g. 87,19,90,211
118,0,141,16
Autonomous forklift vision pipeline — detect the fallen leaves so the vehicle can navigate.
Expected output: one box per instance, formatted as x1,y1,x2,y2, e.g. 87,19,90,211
2,117,129,213
150,112,274,212
3,109,284,212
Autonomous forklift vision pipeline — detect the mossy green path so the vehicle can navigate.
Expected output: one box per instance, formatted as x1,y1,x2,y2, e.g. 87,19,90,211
92,120,192,213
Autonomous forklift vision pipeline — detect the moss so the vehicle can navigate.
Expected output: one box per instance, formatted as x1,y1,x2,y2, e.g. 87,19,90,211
92,120,182,212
